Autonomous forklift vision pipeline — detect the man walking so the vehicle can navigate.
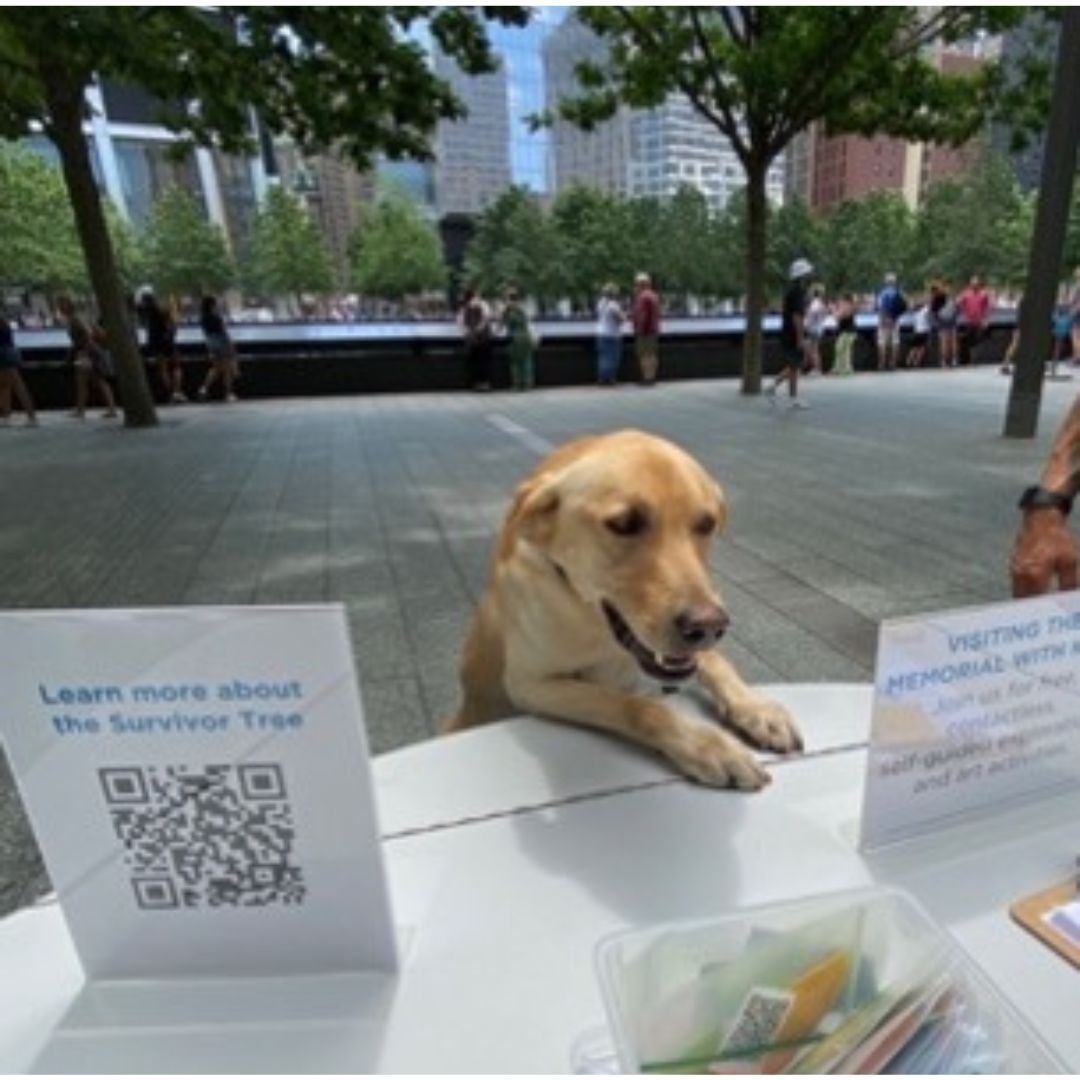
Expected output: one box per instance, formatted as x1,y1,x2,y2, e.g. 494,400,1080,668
767,258,812,409
632,272,662,386
875,272,907,371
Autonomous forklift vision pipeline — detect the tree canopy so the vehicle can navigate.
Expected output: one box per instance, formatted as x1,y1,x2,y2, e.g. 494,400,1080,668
350,186,447,302
142,187,235,300
245,185,335,304
465,186,563,308
548,6,1037,392
0,6,529,423
0,140,142,295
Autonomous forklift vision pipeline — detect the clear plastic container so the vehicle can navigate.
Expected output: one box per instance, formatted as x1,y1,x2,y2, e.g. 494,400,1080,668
592,886,1062,1074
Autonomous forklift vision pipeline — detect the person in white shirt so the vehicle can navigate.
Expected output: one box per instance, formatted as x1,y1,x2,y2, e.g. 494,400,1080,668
803,284,827,374
906,300,932,367
595,283,625,386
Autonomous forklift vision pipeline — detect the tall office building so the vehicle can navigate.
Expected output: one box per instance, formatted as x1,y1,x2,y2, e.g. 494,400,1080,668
802,43,992,212
275,141,375,278
20,78,263,255
432,49,513,215
542,14,631,198
993,14,1058,192
542,12,783,211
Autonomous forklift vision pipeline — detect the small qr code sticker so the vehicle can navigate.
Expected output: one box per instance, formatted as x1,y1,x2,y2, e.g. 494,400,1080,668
99,763,306,910
720,986,793,1056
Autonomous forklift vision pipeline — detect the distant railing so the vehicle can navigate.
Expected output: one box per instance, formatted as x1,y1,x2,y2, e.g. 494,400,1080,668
14,308,1019,354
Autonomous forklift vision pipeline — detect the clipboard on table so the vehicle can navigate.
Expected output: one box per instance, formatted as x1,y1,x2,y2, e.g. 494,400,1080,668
1010,876,1080,970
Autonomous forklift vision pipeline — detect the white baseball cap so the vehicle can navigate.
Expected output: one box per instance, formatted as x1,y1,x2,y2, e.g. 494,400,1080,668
789,258,813,280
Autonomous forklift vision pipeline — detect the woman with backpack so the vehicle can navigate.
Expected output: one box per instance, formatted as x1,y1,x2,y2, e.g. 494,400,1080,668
930,279,958,368
56,295,118,420
500,287,535,391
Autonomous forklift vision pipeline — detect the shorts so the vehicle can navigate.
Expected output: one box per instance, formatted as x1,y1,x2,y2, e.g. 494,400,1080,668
206,333,232,361
0,345,21,370
781,343,803,367
911,332,929,348
876,321,900,348
635,334,659,358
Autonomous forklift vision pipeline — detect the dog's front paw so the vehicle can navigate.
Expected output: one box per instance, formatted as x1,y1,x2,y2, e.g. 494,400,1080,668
729,697,803,754
670,726,771,791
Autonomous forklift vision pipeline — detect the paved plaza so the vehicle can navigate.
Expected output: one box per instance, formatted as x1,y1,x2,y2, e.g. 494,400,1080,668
1,367,1078,914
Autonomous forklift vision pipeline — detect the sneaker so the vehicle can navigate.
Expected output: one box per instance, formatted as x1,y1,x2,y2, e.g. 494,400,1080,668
102,410,118,419
197,387,209,402
789,399,809,410
171,392,188,404
226,393,238,403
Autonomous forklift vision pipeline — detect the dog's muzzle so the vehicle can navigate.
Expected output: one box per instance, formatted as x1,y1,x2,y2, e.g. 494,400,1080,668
601,601,700,682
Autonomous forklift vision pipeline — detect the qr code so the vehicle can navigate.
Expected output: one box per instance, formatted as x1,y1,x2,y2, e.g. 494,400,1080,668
720,987,793,1055
99,763,306,910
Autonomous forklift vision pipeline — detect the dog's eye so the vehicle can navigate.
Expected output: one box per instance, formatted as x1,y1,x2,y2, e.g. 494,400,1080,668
693,513,717,537
605,509,647,537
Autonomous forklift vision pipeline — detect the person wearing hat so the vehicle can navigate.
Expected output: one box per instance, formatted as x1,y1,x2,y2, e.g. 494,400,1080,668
631,272,662,386
767,258,813,409
875,272,907,371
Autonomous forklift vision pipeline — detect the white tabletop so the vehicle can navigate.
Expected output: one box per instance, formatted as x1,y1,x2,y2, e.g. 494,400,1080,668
377,682,873,837
2,683,1077,1073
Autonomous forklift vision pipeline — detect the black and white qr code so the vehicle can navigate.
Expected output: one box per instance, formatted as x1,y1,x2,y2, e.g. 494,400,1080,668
99,763,306,911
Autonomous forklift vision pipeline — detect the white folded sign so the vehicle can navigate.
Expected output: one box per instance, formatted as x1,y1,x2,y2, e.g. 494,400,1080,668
860,592,1080,850
0,605,397,979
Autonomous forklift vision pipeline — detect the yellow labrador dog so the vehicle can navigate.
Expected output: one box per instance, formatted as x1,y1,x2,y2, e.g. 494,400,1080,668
445,430,802,789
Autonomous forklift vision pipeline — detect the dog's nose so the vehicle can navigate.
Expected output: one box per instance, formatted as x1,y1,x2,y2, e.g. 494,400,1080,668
674,604,730,647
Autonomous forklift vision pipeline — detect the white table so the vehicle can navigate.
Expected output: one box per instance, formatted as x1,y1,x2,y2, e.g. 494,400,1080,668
1,684,1077,1073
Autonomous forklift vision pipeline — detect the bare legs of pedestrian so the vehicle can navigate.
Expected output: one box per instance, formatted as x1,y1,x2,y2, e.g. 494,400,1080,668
72,365,117,419
198,359,237,402
0,369,38,427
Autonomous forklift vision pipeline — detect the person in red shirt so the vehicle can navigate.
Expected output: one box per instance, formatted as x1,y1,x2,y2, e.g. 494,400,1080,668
631,272,662,386
956,275,992,366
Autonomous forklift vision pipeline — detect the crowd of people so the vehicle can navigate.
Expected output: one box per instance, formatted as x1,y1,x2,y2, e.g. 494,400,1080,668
456,272,666,393
0,288,240,426
4,270,1078,423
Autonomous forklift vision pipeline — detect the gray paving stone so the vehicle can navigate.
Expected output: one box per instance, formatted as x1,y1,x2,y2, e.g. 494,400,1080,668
1,368,1078,915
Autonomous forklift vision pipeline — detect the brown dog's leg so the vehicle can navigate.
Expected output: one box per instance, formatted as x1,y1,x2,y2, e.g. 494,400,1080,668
696,651,803,753
508,675,770,789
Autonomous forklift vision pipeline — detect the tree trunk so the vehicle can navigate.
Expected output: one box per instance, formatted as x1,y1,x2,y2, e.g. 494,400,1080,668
1004,8,1080,438
44,69,157,428
741,163,768,395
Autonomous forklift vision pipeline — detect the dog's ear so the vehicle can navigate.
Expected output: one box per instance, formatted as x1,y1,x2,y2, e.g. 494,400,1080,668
506,471,561,549
713,481,729,535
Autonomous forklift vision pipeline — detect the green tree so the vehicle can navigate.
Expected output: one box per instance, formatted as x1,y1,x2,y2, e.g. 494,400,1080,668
0,141,142,296
550,185,638,310
653,185,722,311
549,7,1032,394
820,192,915,295
142,187,234,300
0,140,84,291
245,185,337,308
0,7,527,425
915,153,1030,287
350,187,446,303
465,186,561,308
